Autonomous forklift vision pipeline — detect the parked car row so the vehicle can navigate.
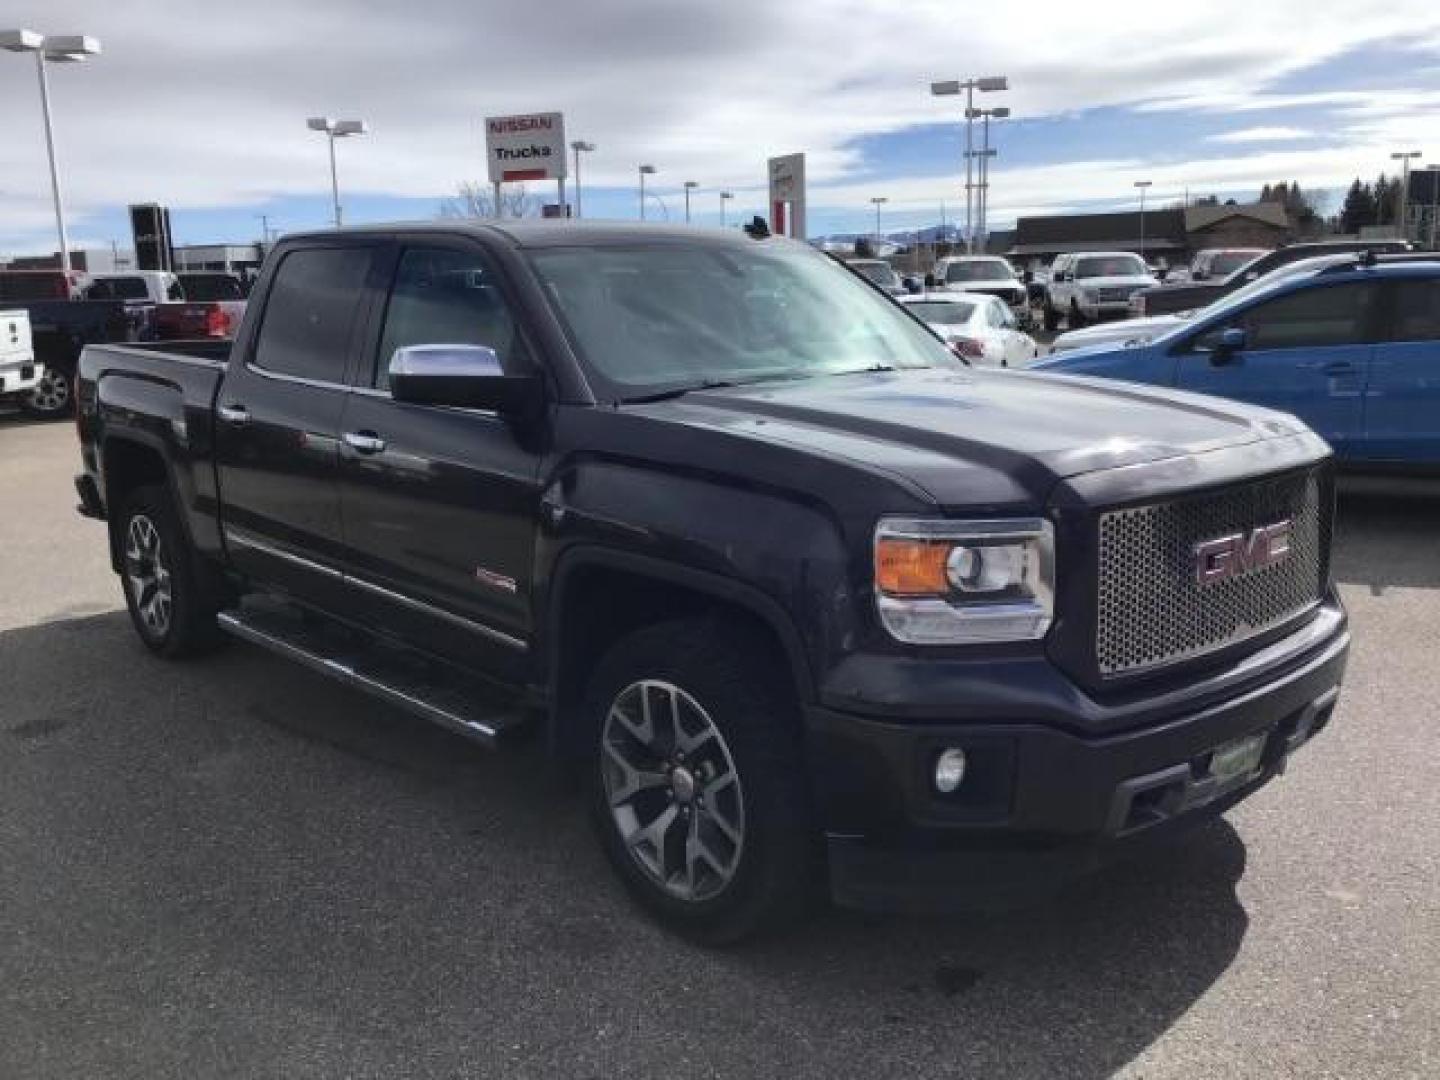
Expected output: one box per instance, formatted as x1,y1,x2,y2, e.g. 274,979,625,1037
0,268,250,418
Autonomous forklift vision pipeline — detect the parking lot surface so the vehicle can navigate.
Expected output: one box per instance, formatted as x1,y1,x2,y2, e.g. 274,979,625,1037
2,415,1437,1079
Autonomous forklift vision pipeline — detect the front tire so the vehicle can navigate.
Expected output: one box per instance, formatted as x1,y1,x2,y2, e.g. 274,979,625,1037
117,485,223,658
21,366,73,419
583,618,816,944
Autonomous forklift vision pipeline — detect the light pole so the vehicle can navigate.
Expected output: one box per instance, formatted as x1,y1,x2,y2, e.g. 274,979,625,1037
683,180,698,223
970,106,1009,250
1427,165,1440,250
1134,180,1153,258
307,117,368,228
570,140,595,219
930,74,1008,253
638,164,656,221
719,190,734,227
1391,150,1422,239
2,30,102,274
870,196,888,240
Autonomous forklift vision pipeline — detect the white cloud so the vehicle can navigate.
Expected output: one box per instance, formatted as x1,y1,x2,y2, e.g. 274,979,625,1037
2,0,1440,249
1207,126,1317,144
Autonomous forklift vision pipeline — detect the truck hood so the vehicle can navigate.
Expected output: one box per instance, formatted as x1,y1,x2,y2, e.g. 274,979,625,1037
636,368,1308,507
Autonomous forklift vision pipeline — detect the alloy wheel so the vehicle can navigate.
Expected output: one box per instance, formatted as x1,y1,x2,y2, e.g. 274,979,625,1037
28,369,70,415
124,514,173,639
601,679,745,902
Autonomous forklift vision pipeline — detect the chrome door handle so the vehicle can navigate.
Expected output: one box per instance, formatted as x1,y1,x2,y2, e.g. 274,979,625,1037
217,403,250,425
343,431,387,454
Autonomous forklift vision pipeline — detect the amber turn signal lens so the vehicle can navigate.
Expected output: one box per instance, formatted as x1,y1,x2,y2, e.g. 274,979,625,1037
875,538,951,596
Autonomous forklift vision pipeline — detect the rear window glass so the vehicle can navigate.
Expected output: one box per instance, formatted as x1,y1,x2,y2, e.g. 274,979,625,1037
181,275,244,301
0,274,70,301
906,300,975,324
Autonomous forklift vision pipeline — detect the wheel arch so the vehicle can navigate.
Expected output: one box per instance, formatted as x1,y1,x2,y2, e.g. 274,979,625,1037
99,432,190,574
541,546,816,762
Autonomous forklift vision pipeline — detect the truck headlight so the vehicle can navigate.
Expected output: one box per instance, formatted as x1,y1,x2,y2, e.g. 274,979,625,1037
873,518,1054,644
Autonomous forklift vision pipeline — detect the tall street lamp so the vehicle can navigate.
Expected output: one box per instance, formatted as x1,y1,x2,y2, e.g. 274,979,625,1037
1391,150,1422,239
2,29,103,274
931,74,1008,253
638,164,656,221
683,180,699,223
570,140,595,219
307,117,368,228
1134,180,1153,258
970,106,1009,250
870,196,888,239
719,190,734,227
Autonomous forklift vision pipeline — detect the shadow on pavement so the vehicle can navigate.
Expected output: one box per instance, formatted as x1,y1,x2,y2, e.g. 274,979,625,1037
0,610,1249,1079
1333,487,1440,592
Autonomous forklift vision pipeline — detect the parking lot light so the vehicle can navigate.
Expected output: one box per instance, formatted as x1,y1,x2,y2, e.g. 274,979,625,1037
2,28,102,274
931,74,1008,253
570,141,596,218
683,180,699,224
1391,151,1422,240
638,164,657,221
307,117,368,228
719,190,734,227
1134,180,1153,258
871,196,888,239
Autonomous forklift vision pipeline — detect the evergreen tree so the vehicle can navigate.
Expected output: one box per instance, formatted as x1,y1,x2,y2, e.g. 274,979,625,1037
1340,178,1377,233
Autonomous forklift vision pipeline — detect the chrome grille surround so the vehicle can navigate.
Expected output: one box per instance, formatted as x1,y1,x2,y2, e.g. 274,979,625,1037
1095,470,1325,677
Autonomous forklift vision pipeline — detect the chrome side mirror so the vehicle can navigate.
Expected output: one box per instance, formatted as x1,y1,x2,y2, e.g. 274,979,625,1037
388,344,541,414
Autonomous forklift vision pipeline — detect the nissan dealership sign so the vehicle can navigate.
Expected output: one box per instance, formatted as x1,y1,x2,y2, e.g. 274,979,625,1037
486,112,567,183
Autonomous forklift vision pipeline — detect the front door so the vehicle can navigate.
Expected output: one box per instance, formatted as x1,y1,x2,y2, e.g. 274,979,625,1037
1174,280,1378,457
336,241,545,679
213,243,379,606
1363,276,1440,467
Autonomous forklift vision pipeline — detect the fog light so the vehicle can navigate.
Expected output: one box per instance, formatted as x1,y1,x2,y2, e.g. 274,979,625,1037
934,748,968,793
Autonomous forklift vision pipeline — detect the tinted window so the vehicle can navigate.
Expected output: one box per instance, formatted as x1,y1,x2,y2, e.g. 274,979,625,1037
0,274,68,301
850,261,899,288
88,277,149,300
945,259,1013,283
1075,256,1147,278
1198,283,1376,351
252,247,372,382
374,246,522,389
906,300,975,324
1389,279,1440,342
1209,251,1263,277
181,275,244,301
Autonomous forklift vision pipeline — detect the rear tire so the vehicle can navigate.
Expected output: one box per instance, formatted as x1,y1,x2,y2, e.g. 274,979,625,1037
582,618,817,944
20,366,73,420
117,485,224,658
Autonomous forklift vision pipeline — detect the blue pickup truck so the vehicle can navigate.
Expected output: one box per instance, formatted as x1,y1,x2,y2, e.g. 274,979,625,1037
1034,254,1440,470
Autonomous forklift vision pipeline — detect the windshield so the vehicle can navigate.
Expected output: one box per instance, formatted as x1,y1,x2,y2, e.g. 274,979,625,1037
849,260,899,288
1208,251,1263,277
944,260,1014,283
529,242,952,395
1075,255,1147,278
906,300,976,325
182,275,244,301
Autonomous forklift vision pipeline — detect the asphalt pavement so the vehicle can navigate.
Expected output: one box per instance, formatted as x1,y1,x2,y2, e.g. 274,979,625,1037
1,415,1437,1079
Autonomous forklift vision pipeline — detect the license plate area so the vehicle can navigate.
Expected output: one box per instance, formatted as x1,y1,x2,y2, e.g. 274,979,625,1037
1107,727,1277,836
1207,731,1267,787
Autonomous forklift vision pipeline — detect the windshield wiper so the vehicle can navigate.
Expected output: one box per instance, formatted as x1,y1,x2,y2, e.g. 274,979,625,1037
620,378,756,404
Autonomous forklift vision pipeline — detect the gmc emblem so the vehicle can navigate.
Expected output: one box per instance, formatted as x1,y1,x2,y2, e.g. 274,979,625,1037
1193,520,1293,585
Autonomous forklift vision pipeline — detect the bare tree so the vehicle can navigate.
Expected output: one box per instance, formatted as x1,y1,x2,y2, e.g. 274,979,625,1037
438,180,538,220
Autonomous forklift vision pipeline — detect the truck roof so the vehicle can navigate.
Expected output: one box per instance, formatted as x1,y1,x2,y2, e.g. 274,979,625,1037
279,219,781,251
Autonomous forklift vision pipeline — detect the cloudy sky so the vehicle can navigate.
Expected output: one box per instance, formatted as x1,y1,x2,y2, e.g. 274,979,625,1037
3,0,1440,253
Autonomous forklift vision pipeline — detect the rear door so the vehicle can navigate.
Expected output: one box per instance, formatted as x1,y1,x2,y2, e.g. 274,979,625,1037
334,239,545,677
1362,275,1440,467
213,242,384,606
1173,280,1378,457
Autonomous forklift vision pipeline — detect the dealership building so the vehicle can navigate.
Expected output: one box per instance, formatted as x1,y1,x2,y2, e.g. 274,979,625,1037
1006,202,1293,268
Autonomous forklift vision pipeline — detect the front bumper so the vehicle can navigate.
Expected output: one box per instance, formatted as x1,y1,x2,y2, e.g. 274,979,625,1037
807,601,1349,912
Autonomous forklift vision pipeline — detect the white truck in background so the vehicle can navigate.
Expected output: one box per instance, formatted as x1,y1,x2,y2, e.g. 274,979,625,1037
0,309,41,407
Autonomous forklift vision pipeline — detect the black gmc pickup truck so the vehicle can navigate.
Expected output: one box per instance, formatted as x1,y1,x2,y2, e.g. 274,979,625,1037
75,222,1349,942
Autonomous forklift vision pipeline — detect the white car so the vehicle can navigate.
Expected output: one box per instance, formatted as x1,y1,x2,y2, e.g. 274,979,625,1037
1043,252,1158,330
0,308,41,403
930,255,1028,310
899,292,1038,367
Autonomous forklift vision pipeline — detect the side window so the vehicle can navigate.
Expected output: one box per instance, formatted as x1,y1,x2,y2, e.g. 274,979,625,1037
1388,279,1440,342
85,280,114,300
251,247,373,383
166,279,184,301
373,246,523,390
1195,283,1376,351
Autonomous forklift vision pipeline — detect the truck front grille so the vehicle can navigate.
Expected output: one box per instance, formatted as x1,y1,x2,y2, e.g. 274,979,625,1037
1095,470,1326,677
1097,287,1138,302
